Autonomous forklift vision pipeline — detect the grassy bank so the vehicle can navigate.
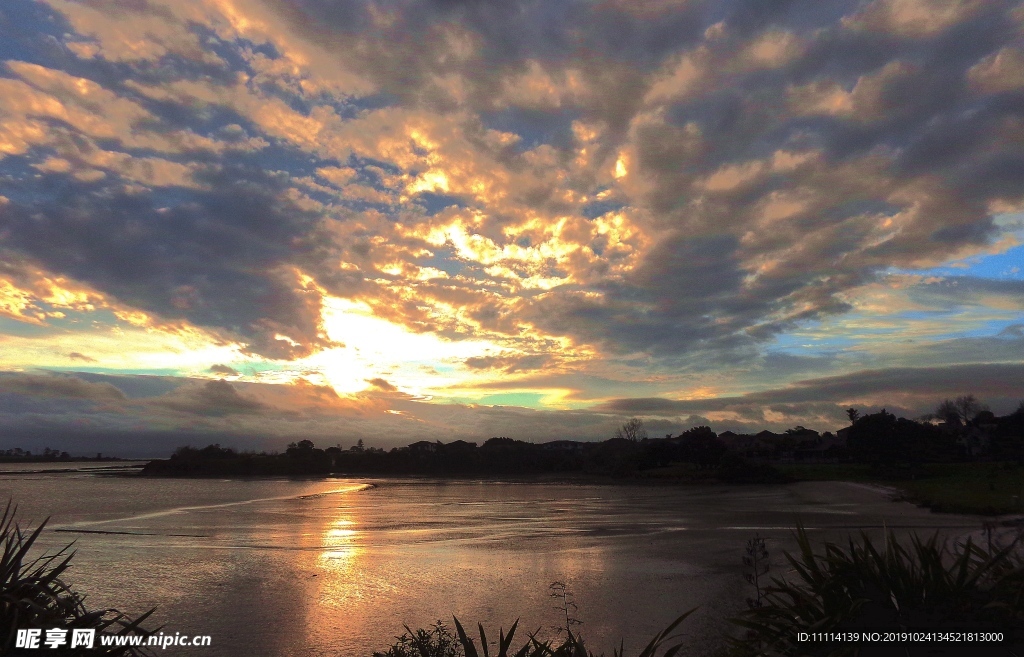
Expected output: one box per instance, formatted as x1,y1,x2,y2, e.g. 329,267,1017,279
777,462,1024,516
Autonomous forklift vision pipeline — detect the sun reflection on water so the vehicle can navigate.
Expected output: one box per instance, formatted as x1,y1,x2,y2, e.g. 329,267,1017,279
303,505,375,652
319,517,361,577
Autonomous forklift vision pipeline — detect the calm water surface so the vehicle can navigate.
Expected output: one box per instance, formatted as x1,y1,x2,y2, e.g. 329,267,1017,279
0,471,981,656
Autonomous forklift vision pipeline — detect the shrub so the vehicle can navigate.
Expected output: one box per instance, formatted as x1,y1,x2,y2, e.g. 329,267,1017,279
374,611,695,657
0,502,155,656
373,620,461,657
729,526,1024,656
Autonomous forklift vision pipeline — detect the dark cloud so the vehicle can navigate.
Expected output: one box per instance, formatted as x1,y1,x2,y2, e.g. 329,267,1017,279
0,372,126,402
0,166,339,358
0,428,264,459
505,1,1024,356
150,379,266,416
464,354,553,372
268,0,708,93
909,276,1024,305
600,363,1024,417
365,377,397,392
5,361,1021,457
0,370,633,453
759,352,840,376
530,233,764,356
210,364,240,375
69,372,183,399
782,363,1024,403
67,352,97,362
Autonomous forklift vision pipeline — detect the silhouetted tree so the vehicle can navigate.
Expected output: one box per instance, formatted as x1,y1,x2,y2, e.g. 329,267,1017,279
847,409,956,465
286,439,321,461
990,404,1024,462
975,410,996,425
935,399,960,425
846,408,860,424
936,394,988,425
678,426,727,469
615,418,647,442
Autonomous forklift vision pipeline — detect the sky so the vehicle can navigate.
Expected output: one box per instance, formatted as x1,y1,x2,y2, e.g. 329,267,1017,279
1,0,1023,456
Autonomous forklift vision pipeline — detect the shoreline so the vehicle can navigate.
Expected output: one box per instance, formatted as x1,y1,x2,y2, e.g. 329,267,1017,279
139,465,1022,526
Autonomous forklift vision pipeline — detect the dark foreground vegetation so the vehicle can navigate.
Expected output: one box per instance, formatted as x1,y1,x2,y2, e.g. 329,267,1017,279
0,504,154,656
374,527,1024,657
727,528,1024,656
373,612,693,657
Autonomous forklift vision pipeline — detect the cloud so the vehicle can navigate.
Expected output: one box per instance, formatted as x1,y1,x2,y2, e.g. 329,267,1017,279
969,46,1024,93
1,0,1023,439
0,166,338,359
844,0,989,39
0,254,107,324
210,364,240,376
0,372,126,402
0,370,623,453
464,354,553,373
909,276,1024,308
67,352,97,363
600,363,1024,421
0,362,1021,457
149,379,266,416
764,363,1024,404
365,377,397,392
5,0,1020,368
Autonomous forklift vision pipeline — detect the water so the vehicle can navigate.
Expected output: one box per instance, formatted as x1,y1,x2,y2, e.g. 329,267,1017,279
0,472,981,656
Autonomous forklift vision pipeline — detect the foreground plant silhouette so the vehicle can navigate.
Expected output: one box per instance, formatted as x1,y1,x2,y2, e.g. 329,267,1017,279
374,610,694,657
729,525,1024,656
548,581,583,637
0,502,155,656
742,535,770,609
372,620,461,657
377,525,1024,657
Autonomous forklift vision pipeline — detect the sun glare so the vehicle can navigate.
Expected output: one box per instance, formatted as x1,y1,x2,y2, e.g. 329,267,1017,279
303,296,501,395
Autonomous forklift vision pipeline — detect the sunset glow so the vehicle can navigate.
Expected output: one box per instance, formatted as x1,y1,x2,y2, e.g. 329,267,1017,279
1,0,1023,454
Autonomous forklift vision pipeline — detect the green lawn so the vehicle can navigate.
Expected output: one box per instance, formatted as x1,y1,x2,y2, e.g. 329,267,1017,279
777,462,1024,516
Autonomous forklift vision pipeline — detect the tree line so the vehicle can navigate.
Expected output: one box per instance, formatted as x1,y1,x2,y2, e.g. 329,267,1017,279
142,396,1024,478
